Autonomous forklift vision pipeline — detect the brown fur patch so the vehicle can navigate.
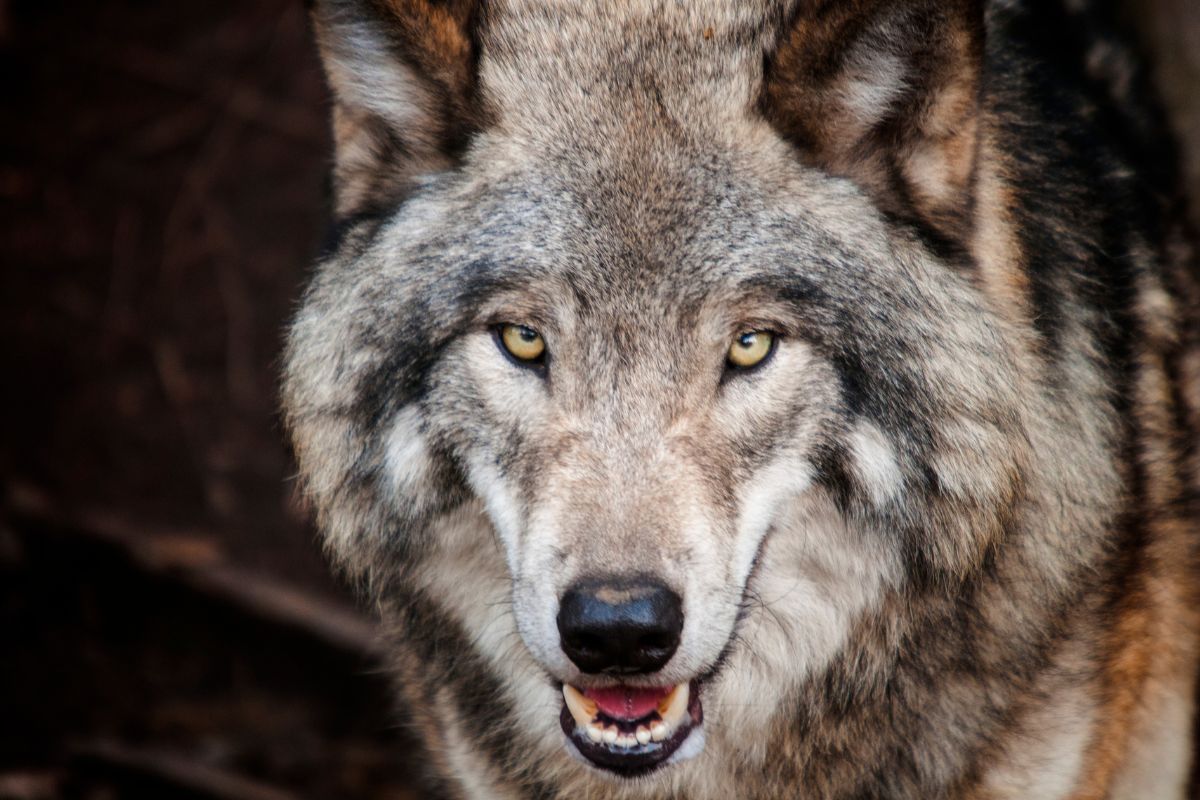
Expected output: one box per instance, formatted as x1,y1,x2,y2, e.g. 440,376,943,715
314,0,486,216
375,0,480,122
762,0,985,246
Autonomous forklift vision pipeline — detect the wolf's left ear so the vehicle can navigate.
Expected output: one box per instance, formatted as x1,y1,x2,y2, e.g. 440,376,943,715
313,0,484,218
762,0,985,246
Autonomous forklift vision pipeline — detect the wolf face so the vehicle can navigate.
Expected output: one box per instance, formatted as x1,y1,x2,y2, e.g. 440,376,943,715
285,0,1199,796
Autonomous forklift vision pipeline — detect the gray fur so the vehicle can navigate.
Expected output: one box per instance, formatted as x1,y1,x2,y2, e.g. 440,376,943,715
284,0,1200,797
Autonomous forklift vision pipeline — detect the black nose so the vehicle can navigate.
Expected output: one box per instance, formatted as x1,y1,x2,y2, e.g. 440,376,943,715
557,577,683,675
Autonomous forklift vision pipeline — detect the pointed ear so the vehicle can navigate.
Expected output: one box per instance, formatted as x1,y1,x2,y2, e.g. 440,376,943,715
313,0,485,218
761,0,985,247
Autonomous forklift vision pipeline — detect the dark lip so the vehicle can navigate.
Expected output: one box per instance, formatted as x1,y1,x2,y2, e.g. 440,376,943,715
559,680,704,777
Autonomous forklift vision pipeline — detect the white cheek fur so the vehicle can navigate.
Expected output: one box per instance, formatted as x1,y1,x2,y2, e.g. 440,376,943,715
848,419,904,507
383,406,433,501
711,490,900,747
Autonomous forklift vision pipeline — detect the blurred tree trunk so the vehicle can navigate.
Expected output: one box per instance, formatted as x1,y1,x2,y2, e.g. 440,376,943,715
1132,0,1200,228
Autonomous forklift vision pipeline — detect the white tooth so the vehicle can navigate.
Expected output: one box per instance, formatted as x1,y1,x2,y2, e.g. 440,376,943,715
659,682,690,729
650,721,669,741
619,734,637,749
562,685,598,727
603,726,619,744
636,726,651,745
586,723,604,743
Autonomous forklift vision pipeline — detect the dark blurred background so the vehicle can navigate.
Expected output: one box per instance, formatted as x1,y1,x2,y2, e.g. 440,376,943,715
0,1,419,798
0,1,1197,799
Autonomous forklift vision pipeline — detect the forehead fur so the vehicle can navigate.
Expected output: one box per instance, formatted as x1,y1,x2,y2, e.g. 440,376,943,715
477,0,790,151
293,0,1032,586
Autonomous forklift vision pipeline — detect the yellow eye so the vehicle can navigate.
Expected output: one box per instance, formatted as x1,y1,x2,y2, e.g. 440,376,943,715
499,324,546,362
727,331,774,369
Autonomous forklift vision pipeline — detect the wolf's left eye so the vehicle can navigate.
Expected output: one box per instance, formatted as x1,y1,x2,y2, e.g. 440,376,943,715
498,324,546,363
727,331,775,370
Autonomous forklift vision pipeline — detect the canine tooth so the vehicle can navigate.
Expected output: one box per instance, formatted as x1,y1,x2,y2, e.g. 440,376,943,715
562,685,598,727
586,723,604,743
636,726,651,745
650,721,669,741
659,682,690,729
602,726,618,744
656,684,678,715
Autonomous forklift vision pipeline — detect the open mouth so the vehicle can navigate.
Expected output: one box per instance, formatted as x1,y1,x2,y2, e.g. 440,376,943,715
559,680,704,776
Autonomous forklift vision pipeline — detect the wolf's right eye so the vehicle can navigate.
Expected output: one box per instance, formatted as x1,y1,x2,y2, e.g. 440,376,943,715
497,324,546,364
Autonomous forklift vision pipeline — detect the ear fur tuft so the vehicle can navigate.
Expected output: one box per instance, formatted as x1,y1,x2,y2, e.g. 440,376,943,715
314,0,485,217
762,0,986,247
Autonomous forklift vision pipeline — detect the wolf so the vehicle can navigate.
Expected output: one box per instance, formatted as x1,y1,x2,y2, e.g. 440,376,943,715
282,0,1200,796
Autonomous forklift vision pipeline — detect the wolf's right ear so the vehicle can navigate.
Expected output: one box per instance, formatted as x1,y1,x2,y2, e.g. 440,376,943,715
313,0,485,218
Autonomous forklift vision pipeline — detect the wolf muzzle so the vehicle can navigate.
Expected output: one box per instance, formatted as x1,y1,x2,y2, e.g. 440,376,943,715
556,576,704,775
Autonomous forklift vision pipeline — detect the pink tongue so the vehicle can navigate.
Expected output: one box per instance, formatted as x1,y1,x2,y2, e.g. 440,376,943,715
585,686,671,720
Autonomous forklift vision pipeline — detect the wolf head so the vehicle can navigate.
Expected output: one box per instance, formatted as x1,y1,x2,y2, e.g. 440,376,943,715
285,0,1098,786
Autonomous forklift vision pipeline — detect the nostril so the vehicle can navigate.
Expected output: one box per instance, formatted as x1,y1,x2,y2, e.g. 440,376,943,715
566,631,605,654
639,632,677,652
557,576,684,675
